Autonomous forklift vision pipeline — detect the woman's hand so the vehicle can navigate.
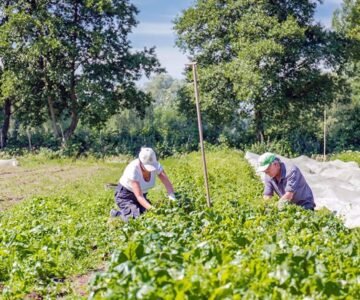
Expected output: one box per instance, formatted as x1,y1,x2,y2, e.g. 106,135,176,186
168,193,176,201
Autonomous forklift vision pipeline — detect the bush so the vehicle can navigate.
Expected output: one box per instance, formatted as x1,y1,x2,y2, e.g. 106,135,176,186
330,150,360,166
327,102,360,152
246,140,296,157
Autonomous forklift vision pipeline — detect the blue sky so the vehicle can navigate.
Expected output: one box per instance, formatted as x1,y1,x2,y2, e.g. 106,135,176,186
130,0,343,82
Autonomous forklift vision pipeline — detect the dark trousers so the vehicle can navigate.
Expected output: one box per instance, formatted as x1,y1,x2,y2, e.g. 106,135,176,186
114,184,150,222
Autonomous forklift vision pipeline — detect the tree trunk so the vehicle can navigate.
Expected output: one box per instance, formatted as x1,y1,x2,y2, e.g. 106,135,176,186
43,56,60,139
12,118,20,141
63,1,79,144
1,99,11,149
63,85,79,142
63,109,79,142
254,105,265,143
47,94,60,138
26,127,32,151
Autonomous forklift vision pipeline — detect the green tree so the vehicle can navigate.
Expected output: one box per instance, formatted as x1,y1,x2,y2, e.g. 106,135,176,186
174,0,346,148
144,74,199,154
0,0,162,147
333,0,360,56
333,0,360,97
144,74,184,108
103,74,198,156
328,0,360,151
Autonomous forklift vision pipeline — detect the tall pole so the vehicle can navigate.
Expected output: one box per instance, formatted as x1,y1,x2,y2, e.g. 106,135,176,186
187,62,212,208
323,107,326,162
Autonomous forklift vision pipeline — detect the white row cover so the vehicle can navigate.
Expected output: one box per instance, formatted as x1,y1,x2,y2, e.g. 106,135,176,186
245,152,360,229
0,158,18,167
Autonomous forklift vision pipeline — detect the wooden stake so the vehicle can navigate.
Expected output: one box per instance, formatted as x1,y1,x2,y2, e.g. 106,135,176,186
187,62,212,208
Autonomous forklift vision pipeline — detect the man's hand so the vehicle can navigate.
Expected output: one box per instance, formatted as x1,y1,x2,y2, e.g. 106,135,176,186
278,198,289,210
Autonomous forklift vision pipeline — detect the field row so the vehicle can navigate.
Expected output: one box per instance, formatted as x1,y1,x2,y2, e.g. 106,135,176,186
0,150,359,299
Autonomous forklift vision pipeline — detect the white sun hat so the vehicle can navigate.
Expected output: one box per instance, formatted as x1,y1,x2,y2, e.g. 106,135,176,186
139,147,158,172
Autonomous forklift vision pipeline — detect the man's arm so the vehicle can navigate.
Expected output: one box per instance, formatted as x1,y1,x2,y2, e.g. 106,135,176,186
283,166,299,202
263,177,274,200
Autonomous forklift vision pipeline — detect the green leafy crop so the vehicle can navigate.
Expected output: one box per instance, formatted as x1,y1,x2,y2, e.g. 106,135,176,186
0,149,359,299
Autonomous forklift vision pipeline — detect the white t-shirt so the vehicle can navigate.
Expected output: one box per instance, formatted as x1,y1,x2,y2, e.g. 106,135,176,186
119,159,163,193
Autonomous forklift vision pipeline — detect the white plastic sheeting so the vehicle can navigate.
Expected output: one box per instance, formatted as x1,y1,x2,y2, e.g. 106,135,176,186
0,158,18,167
245,152,360,229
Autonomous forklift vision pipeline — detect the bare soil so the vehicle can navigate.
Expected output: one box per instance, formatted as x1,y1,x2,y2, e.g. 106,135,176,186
67,265,105,298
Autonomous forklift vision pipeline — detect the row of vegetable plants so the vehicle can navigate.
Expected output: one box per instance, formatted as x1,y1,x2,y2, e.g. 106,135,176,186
0,149,359,299
89,150,360,299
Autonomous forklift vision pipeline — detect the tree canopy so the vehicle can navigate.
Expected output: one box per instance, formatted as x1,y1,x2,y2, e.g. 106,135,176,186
174,0,346,145
0,0,162,145
326,0,360,151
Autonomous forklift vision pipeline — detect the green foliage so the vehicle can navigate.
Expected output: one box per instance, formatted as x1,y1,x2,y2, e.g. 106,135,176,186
0,158,123,298
90,206,360,299
0,74,202,157
247,140,296,157
89,150,360,299
0,0,162,142
333,0,360,60
1,150,359,298
1,1,359,156
327,102,360,152
174,0,346,149
330,150,360,166
329,1,360,153
144,74,184,108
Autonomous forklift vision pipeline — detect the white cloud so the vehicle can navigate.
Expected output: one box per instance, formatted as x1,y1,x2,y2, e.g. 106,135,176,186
325,0,343,4
155,47,189,78
317,16,333,29
133,22,174,36
135,46,188,87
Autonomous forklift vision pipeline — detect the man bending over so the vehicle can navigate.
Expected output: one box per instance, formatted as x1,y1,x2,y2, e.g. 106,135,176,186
257,152,315,210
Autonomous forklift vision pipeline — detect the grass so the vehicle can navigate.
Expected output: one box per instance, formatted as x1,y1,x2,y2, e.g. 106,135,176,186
0,154,132,211
331,150,360,166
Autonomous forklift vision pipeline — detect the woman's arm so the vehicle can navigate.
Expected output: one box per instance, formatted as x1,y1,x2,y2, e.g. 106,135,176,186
131,180,152,210
158,170,175,197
